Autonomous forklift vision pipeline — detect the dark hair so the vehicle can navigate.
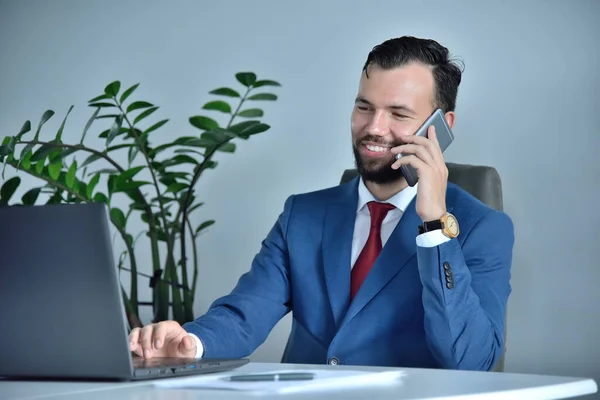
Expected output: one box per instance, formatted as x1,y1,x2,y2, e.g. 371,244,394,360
362,36,464,112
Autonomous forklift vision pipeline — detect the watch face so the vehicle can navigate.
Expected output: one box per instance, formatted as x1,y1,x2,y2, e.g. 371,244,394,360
445,215,459,236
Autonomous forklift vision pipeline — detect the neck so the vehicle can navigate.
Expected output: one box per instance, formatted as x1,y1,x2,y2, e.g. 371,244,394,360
364,178,408,201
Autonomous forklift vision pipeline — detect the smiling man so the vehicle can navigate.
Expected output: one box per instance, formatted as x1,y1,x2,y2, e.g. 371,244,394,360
129,36,515,371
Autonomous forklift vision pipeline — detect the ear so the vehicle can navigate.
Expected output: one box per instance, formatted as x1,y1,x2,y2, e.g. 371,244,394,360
444,111,456,129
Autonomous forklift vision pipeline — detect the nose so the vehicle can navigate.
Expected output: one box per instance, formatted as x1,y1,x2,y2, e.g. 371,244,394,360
365,111,390,137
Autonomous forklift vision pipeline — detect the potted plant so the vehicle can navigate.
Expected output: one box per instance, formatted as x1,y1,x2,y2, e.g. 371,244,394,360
0,72,281,329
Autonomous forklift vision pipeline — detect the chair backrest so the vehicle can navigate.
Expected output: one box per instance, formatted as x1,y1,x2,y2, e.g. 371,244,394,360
340,162,507,372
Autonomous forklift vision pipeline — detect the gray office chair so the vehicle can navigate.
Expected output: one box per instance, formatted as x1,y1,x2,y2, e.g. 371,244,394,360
339,162,507,372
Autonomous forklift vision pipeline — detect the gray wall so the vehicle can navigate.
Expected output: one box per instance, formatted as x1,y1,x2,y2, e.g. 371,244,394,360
1,0,598,394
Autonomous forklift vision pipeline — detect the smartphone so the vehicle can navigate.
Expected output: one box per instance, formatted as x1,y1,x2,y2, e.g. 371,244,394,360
395,108,455,187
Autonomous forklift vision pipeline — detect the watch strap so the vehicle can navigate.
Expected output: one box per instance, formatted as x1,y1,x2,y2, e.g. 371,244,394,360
418,220,443,234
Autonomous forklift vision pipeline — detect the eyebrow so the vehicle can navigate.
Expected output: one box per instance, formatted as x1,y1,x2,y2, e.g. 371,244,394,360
355,97,417,115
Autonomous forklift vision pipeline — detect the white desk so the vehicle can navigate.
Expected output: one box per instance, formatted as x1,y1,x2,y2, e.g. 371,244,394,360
1,362,597,400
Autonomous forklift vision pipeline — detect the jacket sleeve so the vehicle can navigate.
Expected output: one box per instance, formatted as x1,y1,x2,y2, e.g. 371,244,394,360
416,210,514,371
182,195,295,358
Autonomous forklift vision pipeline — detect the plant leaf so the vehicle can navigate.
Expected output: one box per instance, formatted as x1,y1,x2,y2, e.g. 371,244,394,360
195,220,215,235
143,119,168,135
81,107,101,144
252,79,281,88
1,176,20,203
106,114,124,147
110,207,126,229
66,160,77,188
21,187,41,205
126,101,153,114
229,122,270,138
94,192,109,204
31,142,58,162
209,87,240,97
128,146,140,165
15,120,32,140
161,154,198,167
114,180,152,192
188,202,204,215
33,110,55,140
119,83,139,104
89,94,112,103
88,102,116,108
218,142,236,152
20,148,33,170
55,105,74,141
235,72,257,87
105,81,121,97
189,116,219,131
118,166,145,182
174,148,204,157
237,109,264,118
202,101,231,113
133,106,158,125
48,160,62,180
81,153,102,167
34,159,45,174
0,136,15,158
86,173,100,198
166,182,188,193
247,93,278,101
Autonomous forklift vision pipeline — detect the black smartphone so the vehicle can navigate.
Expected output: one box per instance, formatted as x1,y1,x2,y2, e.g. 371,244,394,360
395,108,455,187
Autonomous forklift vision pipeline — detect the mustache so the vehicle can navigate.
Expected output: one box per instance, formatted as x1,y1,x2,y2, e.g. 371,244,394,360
355,134,401,148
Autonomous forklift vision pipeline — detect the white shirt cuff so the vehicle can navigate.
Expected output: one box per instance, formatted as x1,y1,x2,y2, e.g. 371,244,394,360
188,333,204,358
416,230,451,247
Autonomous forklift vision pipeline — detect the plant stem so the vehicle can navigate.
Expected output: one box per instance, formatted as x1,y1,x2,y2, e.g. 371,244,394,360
176,86,251,299
116,102,183,322
20,140,124,173
186,217,199,301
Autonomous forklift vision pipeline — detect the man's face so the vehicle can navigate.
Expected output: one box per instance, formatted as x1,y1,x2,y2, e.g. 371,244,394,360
351,62,436,185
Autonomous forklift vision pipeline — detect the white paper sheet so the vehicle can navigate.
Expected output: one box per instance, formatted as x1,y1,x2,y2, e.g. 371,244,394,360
153,369,406,394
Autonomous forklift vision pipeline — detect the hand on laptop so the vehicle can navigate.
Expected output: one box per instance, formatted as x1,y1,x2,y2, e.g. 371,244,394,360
129,321,196,359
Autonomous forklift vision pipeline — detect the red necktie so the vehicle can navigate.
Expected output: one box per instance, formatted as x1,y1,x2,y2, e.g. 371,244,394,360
350,201,396,300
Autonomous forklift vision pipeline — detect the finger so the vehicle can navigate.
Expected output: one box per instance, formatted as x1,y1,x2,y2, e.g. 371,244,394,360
391,154,427,171
141,325,155,359
391,144,434,166
129,328,143,356
178,335,196,357
426,125,444,161
153,322,167,350
129,328,141,349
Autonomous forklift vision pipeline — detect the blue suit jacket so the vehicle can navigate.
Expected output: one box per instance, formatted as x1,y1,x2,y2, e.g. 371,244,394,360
184,177,514,371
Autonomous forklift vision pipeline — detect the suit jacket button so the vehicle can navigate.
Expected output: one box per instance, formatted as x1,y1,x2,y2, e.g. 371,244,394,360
443,262,451,270
446,281,455,289
328,357,339,365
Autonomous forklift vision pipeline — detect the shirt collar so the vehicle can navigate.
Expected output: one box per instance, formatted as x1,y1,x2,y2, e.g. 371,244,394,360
357,177,417,214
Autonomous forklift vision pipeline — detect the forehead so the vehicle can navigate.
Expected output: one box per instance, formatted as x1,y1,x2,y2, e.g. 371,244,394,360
357,63,435,111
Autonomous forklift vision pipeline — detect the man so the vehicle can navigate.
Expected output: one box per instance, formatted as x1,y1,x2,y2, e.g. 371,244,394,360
129,36,514,371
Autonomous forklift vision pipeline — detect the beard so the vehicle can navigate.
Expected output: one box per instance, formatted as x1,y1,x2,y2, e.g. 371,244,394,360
352,135,405,185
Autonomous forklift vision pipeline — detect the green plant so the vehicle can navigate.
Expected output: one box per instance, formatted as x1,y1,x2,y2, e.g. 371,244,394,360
0,72,281,329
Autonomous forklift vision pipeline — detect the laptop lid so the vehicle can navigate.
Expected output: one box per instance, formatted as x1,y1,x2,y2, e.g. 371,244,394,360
0,202,135,379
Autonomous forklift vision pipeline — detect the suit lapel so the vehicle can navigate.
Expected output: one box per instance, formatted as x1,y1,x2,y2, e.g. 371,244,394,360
339,197,421,330
322,178,358,328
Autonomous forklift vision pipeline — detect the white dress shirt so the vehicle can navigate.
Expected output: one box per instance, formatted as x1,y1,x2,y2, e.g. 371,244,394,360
189,178,450,358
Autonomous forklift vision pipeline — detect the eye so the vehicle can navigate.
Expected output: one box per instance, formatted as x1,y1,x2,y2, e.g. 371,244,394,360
356,105,371,112
393,113,409,119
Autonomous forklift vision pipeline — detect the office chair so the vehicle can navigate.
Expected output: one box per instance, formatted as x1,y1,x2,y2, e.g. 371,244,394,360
338,162,507,372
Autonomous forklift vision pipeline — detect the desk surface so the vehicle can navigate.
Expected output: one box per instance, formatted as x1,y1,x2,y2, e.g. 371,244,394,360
1,362,597,400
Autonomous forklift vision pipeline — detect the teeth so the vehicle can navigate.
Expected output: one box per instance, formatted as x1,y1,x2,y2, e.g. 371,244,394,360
366,145,387,153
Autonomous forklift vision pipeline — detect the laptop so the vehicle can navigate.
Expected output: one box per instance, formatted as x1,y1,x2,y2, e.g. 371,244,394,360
0,202,248,380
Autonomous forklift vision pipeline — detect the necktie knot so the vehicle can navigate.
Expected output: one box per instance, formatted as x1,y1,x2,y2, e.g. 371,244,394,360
367,201,395,228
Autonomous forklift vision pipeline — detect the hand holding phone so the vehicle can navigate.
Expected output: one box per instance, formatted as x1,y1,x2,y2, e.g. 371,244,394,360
393,108,454,187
